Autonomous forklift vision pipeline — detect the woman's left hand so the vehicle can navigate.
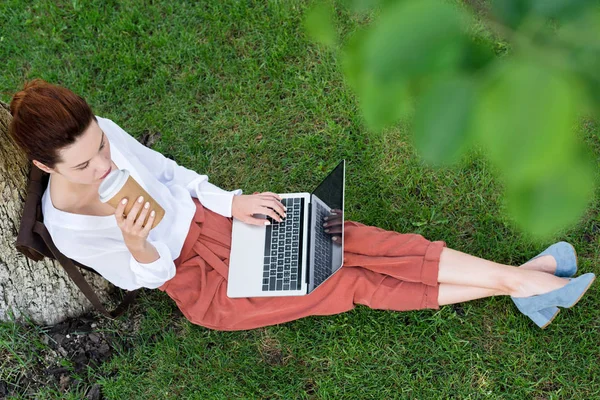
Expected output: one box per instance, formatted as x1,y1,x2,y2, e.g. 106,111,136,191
323,209,343,243
231,192,287,226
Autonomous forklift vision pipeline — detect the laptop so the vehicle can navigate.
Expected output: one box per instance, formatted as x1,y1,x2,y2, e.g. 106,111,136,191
227,160,346,298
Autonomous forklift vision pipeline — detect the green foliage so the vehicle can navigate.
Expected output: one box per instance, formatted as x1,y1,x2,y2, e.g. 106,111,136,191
414,76,476,165
306,0,600,238
363,1,465,81
304,1,337,47
506,155,595,236
474,61,595,235
476,61,579,179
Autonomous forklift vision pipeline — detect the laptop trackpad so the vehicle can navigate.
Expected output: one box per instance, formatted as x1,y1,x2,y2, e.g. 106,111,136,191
227,219,267,297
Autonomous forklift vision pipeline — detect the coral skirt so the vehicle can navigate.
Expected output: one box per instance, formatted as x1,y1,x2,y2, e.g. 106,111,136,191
158,199,446,331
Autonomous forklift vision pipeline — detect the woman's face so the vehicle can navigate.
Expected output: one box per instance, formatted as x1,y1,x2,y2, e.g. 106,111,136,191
35,119,113,187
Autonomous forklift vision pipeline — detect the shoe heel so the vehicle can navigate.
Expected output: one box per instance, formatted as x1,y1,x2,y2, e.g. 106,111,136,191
513,273,596,314
529,307,560,329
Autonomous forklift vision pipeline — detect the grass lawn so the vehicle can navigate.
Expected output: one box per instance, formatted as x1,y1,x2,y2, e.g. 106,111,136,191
2,0,600,398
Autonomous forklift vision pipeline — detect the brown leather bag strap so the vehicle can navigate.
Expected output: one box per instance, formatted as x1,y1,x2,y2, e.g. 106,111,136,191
15,166,51,261
33,221,138,319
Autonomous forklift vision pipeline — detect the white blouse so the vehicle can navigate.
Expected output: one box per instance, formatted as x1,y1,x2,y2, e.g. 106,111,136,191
42,116,241,290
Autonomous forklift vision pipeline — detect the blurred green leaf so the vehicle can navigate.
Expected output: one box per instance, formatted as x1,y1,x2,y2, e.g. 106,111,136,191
492,0,594,28
461,38,496,72
491,0,531,29
413,76,476,165
506,154,595,237
343,0,467,131
361,73,410,131
341,28,368,94
531,0,596,20
363,0,466,82
342,28,410,131
304,1,337,48
585,78,600,116
476,60,595,237
341,0,381,12
558,10,600,111
341,0,402,13
476,61,582,180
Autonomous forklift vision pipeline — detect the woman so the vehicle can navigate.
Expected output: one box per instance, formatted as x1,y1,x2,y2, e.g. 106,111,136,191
8,80,595,330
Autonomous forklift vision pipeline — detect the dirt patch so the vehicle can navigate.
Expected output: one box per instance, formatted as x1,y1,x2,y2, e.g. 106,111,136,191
2,291,147,399
138,130,162,148
45,316,113,373
259,333,292,367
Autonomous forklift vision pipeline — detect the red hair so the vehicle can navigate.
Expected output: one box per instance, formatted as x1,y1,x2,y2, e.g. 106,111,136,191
8,79,96,168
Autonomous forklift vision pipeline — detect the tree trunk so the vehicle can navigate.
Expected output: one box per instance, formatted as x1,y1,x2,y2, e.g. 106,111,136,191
0,101,114,325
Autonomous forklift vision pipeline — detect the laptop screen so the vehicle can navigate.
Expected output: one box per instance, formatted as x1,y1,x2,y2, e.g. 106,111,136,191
308,160,345,292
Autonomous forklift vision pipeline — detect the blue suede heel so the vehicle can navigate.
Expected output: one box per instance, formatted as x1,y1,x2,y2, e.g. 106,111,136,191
528,307,561,329
526,307,559,329
530,241,577,278
513,242,579,328
512,273,596,315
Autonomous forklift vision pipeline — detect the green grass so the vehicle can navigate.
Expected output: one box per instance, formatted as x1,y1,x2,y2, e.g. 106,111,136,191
2,0,600,398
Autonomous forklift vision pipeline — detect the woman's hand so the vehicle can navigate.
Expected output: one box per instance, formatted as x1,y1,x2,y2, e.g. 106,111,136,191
232,192,286,226
115,195,156,250
323,209,343,243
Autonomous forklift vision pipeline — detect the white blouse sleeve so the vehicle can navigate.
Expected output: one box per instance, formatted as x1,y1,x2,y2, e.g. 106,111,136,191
128,240,176,289
104,118,242,217
54,234,175,290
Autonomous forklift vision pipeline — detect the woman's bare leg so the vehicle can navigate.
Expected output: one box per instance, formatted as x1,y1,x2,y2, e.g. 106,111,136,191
438,284,503,305
437,248,568,298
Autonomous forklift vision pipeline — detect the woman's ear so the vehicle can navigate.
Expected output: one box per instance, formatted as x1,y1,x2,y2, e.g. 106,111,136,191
32,160,54,174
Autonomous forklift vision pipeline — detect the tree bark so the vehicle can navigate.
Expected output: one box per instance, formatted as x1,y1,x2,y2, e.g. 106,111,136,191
0,101,114,325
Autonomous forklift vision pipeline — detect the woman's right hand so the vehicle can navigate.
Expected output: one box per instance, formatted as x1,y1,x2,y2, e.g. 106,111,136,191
115,195,156,250
232,192,287,226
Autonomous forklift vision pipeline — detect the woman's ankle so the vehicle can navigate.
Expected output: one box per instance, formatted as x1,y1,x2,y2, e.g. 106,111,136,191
510,271,569,298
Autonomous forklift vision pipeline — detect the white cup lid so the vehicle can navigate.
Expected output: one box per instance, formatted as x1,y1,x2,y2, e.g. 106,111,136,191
98,169,130,203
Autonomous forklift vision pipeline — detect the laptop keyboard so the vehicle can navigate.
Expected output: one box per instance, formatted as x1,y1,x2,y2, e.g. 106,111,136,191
312,202,333,287
262,197,304,291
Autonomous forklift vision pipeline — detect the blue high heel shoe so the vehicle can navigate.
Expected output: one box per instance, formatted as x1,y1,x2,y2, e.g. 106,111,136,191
513,242,578,328
512,273,595,320
531,241,577,277
525,306,562,329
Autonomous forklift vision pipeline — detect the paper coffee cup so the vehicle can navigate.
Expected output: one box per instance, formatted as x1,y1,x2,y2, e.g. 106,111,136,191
98,169,165,229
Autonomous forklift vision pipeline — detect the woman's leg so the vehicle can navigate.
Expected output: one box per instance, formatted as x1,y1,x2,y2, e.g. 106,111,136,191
438,284,502,305
437,248,569,299
437,254,560,305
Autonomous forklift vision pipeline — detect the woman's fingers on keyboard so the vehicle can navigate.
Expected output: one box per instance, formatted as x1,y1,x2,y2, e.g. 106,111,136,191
263,197,286,218
324,216,342,226
261,206,282,222
324,226,342,234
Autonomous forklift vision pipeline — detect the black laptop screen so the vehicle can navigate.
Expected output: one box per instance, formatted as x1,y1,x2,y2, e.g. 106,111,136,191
312,160,345,211
309,160,345,291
